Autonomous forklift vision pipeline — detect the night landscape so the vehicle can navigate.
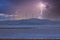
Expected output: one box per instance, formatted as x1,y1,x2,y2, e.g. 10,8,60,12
0,0,60,39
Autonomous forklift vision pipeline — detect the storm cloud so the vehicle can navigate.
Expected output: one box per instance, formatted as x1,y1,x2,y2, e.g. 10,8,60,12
0,0,60,20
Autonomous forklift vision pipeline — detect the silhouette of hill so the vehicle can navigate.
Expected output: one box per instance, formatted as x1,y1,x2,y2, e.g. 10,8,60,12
0,18,60,25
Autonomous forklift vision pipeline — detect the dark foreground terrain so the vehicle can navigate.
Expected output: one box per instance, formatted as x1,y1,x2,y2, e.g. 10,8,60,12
0,25,60,39
0,19,60,39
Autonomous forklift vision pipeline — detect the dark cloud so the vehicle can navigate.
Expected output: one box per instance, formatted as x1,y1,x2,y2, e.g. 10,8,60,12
0,0,60,20
45,0,60,19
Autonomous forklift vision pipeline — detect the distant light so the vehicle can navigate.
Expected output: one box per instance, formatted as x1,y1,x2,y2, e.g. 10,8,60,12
37,2,47,19
39,2,46,10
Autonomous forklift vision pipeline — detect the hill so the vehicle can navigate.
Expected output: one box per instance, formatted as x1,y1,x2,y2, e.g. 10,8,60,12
0,18,60,25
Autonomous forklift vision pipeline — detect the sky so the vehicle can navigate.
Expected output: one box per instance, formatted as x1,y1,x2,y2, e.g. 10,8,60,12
0,0,60,20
